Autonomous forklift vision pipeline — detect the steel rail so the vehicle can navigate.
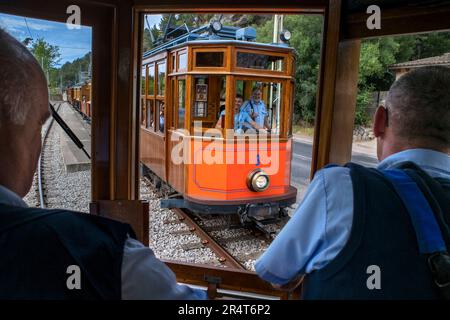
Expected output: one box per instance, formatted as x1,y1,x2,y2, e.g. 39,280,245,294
37,102,60,208
172,208,246,270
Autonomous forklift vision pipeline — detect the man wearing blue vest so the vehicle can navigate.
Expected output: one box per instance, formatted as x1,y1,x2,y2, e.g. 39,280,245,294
255,66,450,299
0,29,206,299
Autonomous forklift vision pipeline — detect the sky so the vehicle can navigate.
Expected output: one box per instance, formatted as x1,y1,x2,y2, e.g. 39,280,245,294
0,13,92,65
145,14,163,29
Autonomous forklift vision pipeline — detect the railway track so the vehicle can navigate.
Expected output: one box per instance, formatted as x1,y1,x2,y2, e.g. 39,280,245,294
36,102,61,208
141,175,289,271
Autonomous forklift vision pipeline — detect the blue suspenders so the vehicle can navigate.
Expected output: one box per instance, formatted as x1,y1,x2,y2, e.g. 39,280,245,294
382,169,446,254
382,169,450,298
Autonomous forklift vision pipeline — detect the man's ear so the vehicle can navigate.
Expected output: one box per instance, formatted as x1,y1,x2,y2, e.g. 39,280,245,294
373,106,387,138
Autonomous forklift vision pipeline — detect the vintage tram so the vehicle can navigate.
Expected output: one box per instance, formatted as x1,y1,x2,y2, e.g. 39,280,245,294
66,79,92,119
140,23,297,224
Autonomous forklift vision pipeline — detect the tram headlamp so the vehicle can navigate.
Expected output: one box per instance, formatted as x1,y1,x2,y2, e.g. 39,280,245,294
247,169,270,192
280,30,292,43
210,21,223,33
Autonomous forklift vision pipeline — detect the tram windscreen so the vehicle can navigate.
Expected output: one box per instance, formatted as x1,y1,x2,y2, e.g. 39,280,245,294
237,52,284,71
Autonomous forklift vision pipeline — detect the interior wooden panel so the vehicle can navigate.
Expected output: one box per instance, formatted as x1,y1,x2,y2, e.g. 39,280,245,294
328,39,362,164
310,0,342,176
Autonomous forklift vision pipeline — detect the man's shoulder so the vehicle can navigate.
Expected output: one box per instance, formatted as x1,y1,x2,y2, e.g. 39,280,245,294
0,205,133,240
314,165,352,185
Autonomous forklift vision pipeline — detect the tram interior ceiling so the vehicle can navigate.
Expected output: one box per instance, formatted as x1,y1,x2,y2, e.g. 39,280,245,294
1,0,450,300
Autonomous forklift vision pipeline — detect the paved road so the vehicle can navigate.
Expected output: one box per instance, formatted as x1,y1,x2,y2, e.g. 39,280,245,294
291,139,378,201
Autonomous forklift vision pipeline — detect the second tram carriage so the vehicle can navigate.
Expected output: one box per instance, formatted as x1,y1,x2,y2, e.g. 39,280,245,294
140,23,298,224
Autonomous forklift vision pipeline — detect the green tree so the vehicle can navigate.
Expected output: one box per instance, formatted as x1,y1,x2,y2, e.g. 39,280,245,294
29,38,61,92
30,38,61,72
356,37,399,125
256,15,323,124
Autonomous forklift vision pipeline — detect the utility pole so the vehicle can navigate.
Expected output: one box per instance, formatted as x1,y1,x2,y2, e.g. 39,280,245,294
273,14,283,44
271,15,283,133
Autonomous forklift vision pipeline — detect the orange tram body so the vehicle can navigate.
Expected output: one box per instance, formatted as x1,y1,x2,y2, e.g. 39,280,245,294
139,24,297,224
66,79,92,119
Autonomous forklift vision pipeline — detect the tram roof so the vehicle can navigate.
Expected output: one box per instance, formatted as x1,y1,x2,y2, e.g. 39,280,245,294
142,25,294,59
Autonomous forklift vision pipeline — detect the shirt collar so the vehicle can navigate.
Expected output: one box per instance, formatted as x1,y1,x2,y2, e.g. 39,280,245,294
251,99,263,105
377,148,450,173
0,185,28,208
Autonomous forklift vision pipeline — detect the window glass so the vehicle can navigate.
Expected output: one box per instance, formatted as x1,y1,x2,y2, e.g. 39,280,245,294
141,66,146,95
157,100,165,133
235,79,283,134
191,75,226,134
157,62,166,96
146,99,155,130
147,64,155,96
171,54,176,72
178,52,187,70
236,52,284,71
194,77,208,117
177,80,186,129
195,52,224,67
141,97,146,127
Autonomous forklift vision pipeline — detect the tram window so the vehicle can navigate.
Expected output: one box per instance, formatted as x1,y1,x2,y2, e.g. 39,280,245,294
171,54,176,73
178,52,187,71
177,79,186,129
236,80,283,134
157,100,165,133
148,64,155,96
146,100,155,130
236,52,284,71
141,98,147,127
195,52,224,67
141,66,146,95
157,62,166,96
191,75,226,133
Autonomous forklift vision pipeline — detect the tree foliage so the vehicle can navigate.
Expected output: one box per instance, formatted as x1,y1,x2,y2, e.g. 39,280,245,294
255,15,323,124
30,38,61,71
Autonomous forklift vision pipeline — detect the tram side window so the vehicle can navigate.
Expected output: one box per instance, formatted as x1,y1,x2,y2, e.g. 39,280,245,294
177,79,186,129
178,52,187,71
157,100,165,133
157,62,166,96
141,66,146,96
148,64,155,96
146,100,155,130
192,75,226,134
235,80,283,134
140,66,146,127
141,99,147,127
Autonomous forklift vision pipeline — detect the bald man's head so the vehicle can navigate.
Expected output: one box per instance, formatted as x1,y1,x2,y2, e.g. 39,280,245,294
0,29,48,128
0,29,50,197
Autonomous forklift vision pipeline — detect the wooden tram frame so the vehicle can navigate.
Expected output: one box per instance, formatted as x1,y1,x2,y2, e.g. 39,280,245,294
2,0,450,299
